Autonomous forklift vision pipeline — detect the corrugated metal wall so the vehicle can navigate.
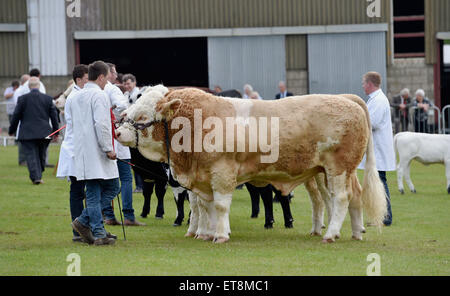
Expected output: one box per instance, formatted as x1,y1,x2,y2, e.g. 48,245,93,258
425,0,450,64
308,32,387,98
98,0,392,68
27,0,68,75
0,0,27,23
0,32,28,76
0,0,28,77
100,0,390,30
208,35,285,99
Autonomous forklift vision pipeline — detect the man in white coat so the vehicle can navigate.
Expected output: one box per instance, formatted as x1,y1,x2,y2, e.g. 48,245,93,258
56,65,90,242
358,71,395,226
102,63,145,226
70,61,120,246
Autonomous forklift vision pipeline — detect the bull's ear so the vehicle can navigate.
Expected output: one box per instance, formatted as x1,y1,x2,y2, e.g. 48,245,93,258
160,99,181,120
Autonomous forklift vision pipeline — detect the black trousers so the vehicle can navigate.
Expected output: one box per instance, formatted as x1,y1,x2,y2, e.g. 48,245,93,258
20,139,50,182
69,176,86,236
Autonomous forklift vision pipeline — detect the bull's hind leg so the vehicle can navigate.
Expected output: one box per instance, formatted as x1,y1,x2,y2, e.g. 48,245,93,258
403,160,416,193
185,191,198,237
348,173,364,240
323,173,349,243
213,192,232,243
305,178,324,236
315,173,331,228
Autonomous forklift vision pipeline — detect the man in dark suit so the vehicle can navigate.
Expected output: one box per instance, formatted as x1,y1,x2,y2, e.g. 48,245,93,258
274,81,293,100
9,77,59,184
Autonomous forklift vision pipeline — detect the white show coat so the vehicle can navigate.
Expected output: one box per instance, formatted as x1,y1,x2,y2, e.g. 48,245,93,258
56,85,81,179
358,89,396,171
124,87,140,105
104,81,131,160
69,82,119,180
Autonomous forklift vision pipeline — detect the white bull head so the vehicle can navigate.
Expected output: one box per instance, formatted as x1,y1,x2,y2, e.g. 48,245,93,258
116,84,181,162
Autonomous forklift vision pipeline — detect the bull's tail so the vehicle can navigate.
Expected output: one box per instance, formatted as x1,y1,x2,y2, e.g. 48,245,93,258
340,94,387,229
362,130,388,229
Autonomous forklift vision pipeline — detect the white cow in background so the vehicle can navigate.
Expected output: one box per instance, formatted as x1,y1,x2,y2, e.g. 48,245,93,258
394,132,450,194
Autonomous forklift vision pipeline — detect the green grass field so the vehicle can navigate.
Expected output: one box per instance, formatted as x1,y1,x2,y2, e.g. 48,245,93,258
0,144,449,276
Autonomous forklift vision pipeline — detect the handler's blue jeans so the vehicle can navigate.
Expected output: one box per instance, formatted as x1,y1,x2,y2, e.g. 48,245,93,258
102,160,135,221
77,178,120,238
378,171,392,226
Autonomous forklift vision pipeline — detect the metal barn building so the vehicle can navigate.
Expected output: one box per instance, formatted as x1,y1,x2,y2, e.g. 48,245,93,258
1,0,450,130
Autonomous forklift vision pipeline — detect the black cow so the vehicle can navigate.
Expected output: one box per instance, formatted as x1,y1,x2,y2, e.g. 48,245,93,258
129,148,189,226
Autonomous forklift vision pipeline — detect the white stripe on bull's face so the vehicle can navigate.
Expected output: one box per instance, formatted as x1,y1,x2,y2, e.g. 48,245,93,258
116,122,137,148
119,85,169,162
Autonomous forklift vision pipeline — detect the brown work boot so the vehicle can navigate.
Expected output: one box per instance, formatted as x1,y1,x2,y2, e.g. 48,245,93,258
124,219,146,226
71,219,95,244
93,237,116,246
105,219,122,225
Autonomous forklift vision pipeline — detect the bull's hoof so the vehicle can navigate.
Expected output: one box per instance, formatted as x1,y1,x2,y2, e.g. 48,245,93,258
411,189,417,194
185,232,196,238
173,223,182,227
310,231,321,236
321,238,335,243
321,225,326,229
213,237,229,244
352,235,363,241
285,223,293,229
195,234,209,240
399,189,405,195
447,187,450,194
361,227,366,233
335,233,341,239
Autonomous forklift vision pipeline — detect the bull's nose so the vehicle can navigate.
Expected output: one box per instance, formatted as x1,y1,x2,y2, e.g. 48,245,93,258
116,131,121,138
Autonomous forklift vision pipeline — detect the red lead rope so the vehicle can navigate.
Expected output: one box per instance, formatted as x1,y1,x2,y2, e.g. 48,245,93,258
110,108,116,151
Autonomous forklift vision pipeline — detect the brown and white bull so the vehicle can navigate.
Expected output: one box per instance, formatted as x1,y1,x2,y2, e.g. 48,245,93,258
116,86,387,243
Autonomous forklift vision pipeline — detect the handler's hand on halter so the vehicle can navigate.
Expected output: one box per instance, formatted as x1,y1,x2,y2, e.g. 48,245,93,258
106,151,117,160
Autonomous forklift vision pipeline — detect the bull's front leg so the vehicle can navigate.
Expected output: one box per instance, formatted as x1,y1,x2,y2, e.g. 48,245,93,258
213,192,232,243
185,191,199,237
196,197,216,241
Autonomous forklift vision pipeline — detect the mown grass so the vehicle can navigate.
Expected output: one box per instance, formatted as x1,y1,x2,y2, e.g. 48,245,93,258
0,145,449,276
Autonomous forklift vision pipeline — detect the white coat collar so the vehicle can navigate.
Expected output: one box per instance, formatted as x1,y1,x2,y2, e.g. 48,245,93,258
84,82,102,90
367,89,382,103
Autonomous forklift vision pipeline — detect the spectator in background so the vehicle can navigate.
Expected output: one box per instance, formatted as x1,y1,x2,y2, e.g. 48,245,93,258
359,71,395,227
12,74,30,166
8,77,59,185
243,84,253,99
123,74,140,105
214,85,222,94
4,80,20,124
391,88,412,132
56,64,89,242
250,91,262,100
122,73,143,193
413,89,431,133
274,81,293,100
102,63,145,226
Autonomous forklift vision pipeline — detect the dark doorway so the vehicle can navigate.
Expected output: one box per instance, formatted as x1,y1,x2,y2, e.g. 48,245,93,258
78,37,209,87
442,41,450,107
